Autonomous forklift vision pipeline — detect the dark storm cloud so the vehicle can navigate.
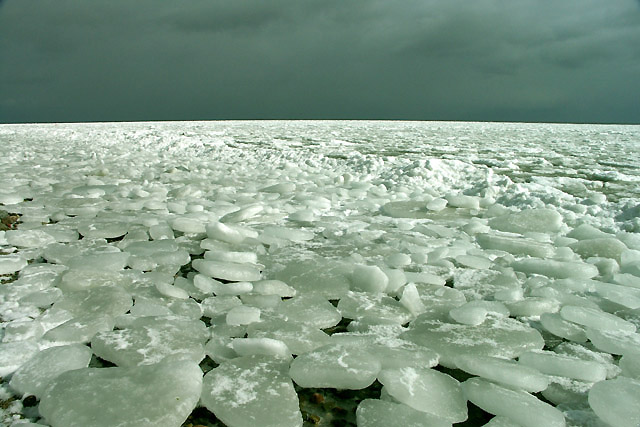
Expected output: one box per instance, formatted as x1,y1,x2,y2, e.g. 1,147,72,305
1,0,639,123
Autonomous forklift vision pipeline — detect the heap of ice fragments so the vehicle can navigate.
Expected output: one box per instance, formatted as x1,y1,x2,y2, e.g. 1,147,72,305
1,121,640,427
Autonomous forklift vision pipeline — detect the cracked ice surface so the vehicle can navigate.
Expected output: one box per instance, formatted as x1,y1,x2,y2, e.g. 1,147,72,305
1,121,640,426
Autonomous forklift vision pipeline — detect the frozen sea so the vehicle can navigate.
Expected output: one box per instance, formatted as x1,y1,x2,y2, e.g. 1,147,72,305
1,120,640,427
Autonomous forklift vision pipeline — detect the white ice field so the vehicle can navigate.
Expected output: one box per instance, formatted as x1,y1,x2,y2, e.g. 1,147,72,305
0,120,639,427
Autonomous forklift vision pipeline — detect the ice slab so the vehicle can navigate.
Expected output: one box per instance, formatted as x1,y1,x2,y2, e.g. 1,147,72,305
338,291,413,324
77,221,128,239
51,285,132,317
512,259,599,279
204,248,258,264
5,229,56,248
92,316,209,366
620,355,640,379
289,344,381,389
402,314,544,368
588,376,640,427
539,312,588,343
462,377,566,427
276,294,342,329
0,340,39,377
39,359,203,427
571,238,627,262
9,344,92,398
226,305,261,326
356,399,452,427
489,208,563,234
206,221,257,244
171,217,206,234
251,279,296,297
66,252,131,272
247,319,331,355
0,254,27,275
449,300,509,326
2,320,45,343
192,258,262,282
350,264,389,293
42,313,115,345
274,258,352,299
585,328,640,356
201,355,302,427
454,355,549,392
378,367,467,423
231,337,291,358
519,350,607,383
476,233,555,258
559,305,636,333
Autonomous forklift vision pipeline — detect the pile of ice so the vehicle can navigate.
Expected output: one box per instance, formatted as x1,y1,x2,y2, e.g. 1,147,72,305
1,121,640,427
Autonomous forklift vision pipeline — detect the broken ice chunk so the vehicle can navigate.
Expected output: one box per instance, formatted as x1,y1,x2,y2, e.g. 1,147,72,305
364,342,439,370
201,295,243,317
453,355,548,392
171,217,206,234
446,194,480,210
588,376,640,427
462,377,566,427
42,314,115,345
620,355,640,379
378,367,467,423
585,328,640,355
202,355,302,427
77,221,128,239
226,305,261,326
399,283,426,316
52,286,132,317
276,294,342,329
204,247,258,264
512,259,599,279
290,344,381,389
206,221,257,244
571,238,627,263
18,287,63,308
231,337,291,358
247,319,331,355
559,305,636,333
0,254,27,275
505,297,560,317
39,359,203,427
539,312,588,343
402,314,544,368
192,259,262,282
5,229,56,248
155,282,190,299
66,251,131,272
456,254,492,270
0,341,39,376
489,208,563,234
91,316,208,367
356,399,452,427
519,350,607,383
449,301,509,326
9,344,92,398
274,258,351,299
261,225,314,243
252,279,296,297
338,291,412,325
219,204,264,223
351,264,389,293
476,233,555,258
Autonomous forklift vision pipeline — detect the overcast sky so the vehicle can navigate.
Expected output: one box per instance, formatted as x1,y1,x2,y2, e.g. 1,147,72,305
1,0,639,124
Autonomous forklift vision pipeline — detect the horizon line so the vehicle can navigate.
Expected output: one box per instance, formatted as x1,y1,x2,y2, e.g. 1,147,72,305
1,118,639,126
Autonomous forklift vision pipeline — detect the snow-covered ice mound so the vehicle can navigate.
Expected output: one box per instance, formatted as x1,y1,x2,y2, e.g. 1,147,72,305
1,120,640,426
